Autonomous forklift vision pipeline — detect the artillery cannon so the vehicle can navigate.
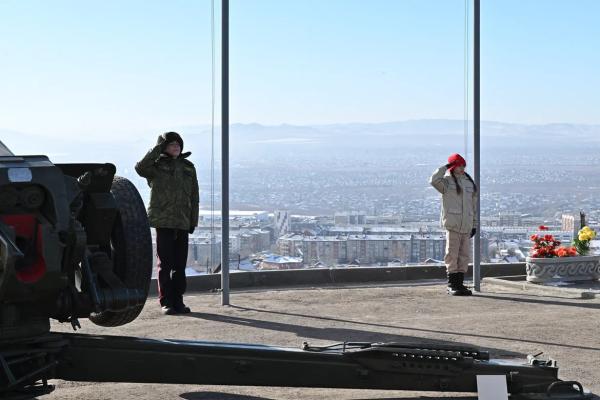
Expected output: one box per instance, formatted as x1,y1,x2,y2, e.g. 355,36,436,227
0,140,589,399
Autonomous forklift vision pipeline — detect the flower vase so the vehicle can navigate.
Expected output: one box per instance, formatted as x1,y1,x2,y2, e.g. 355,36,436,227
525,255,600,283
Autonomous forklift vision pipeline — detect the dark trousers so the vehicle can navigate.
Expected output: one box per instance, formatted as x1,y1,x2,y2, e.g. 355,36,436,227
156,228,189,307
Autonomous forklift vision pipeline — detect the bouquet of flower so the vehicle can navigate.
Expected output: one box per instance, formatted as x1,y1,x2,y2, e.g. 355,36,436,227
530,225,577,258
572,226,596,256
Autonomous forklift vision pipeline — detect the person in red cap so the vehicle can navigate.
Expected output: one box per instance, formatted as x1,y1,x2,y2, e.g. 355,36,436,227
429,153,477,296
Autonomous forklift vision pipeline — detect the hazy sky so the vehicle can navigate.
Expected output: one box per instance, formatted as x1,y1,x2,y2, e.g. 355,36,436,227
0,0,598,140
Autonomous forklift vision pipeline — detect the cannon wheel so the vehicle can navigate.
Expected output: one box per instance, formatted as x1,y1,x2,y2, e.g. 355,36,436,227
89,176,152,327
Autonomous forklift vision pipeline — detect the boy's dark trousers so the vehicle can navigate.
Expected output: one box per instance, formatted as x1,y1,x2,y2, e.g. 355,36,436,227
156,228,189,308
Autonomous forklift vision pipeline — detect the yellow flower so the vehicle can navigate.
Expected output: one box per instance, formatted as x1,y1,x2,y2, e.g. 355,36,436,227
578,226,596,238
578,226,596,242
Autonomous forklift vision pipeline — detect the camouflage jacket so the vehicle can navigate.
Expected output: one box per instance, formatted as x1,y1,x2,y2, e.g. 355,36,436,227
135,145,199,231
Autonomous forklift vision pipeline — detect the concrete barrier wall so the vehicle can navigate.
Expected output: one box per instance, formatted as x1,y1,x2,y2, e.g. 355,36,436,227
148,263,526,295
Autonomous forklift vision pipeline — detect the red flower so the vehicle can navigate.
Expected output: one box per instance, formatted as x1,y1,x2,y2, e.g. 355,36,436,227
539,225,549,231
554,246,578,258
530,230,562,258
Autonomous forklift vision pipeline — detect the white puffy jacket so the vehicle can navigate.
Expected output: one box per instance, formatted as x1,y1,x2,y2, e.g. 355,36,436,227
429,166,478,234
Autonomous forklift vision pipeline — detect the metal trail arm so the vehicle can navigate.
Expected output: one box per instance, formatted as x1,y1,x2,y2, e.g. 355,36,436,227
54,334,587,398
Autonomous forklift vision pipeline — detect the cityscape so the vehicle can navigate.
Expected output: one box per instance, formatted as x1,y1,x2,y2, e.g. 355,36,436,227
177,208,593,275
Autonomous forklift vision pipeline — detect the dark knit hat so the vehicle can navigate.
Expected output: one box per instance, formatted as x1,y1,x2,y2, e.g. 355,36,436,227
159,131,184,151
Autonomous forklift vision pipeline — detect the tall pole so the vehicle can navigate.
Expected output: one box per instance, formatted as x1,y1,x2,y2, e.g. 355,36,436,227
473,0,481,291
221,0,230,305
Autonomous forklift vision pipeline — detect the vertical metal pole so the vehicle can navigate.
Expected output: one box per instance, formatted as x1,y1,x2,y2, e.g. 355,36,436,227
221,0,230,305
473,0,481,291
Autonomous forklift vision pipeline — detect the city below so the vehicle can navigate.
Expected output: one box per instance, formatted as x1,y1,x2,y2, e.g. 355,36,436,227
151,209,598,277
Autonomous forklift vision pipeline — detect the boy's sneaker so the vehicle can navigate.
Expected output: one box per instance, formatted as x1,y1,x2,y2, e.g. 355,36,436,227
175,303,191,314
162,306,177,315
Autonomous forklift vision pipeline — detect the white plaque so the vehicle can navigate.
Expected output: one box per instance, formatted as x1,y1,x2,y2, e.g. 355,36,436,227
477,375,508,400
8,168,32,183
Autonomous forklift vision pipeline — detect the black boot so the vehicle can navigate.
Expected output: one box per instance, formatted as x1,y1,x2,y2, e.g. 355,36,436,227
455,272,472,296
173,295,191,314
447,273,459,295
161,305,177,315
174,303,191,314
447,273,472,296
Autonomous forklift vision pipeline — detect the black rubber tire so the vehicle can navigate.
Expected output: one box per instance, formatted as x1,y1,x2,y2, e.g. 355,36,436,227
89,176,152,327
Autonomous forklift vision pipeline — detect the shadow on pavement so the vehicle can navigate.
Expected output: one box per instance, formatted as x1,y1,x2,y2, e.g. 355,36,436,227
181,392,274,400
354,398,477,400
180,394,481,400
186,312,522,358
215,305,600,353
474,293,600,310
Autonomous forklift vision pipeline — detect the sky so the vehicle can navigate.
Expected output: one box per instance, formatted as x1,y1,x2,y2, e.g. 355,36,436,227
0,0,599,140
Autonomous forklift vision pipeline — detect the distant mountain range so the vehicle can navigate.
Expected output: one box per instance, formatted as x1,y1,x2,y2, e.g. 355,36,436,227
2,119,600,169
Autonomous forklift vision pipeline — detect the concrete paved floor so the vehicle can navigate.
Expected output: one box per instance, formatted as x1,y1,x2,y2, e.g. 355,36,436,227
47,281,600,399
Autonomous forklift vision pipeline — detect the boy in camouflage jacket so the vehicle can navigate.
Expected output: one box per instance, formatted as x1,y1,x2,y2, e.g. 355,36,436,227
135,132,199,314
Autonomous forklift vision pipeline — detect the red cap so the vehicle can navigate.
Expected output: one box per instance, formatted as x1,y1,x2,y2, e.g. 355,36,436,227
447,153,466,171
